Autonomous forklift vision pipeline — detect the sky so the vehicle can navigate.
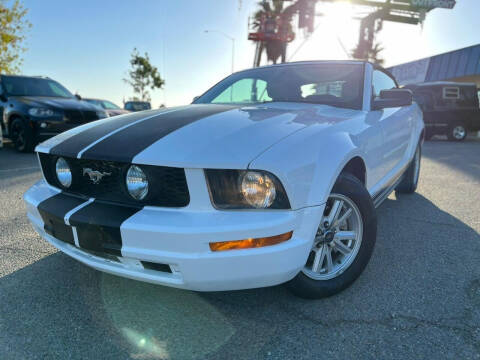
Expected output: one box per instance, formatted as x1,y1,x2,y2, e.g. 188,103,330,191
21,0,480,108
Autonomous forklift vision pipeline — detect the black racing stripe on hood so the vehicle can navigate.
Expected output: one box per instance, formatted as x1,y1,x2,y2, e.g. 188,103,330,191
68,201,141,256
49,109,181,158
80,104,238,162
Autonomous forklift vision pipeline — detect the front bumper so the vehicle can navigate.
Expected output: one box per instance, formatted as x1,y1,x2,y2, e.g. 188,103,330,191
25,180,324,291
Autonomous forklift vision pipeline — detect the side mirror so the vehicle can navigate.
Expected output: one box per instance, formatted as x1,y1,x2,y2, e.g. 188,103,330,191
75,94,82,100
372,89,412,110
192,96,200,103
0,94,7,102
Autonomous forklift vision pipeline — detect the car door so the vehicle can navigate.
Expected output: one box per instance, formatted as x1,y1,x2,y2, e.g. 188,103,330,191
0,80,6,133
372,69,412,175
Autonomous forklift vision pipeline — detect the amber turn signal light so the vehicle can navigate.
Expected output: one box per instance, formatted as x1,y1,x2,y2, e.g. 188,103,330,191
209,231,293,252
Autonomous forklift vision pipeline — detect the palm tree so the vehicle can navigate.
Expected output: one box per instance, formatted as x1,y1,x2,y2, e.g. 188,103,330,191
351,14,385,65
252,0,296,65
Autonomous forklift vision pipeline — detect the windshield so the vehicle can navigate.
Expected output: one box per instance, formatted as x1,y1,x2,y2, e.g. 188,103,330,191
194,63,364,110
2,76,74,98
102,100,121,109
85,99,121,109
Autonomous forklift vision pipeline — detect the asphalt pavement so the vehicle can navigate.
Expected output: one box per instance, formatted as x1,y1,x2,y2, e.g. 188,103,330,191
1,137,479,360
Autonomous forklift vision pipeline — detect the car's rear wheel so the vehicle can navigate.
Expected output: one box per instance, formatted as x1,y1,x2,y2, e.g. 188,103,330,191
395,143,421,194
447,123,467,141
287,173,377,299
10,118,35,152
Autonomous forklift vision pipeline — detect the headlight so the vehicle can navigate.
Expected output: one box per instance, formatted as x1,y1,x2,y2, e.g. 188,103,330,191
28,108,54,117
96,111,108,119
126,165,148,200
241,171,276,208
55,157,72,188
205,170,290,209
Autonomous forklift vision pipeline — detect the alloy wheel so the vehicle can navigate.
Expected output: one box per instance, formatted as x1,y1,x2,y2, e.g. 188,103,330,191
453,126,466,140
303,193,363,281
12,122,26,151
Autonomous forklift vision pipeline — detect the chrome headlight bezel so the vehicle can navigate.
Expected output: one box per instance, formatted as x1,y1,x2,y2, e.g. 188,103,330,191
126,165,149,201
205,169,290,210
55,157,72,188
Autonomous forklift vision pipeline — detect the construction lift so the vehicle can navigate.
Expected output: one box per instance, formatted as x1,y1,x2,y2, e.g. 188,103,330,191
248,0,456,67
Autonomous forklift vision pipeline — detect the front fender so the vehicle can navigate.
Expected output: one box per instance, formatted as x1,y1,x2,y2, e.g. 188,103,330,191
249,126,365,210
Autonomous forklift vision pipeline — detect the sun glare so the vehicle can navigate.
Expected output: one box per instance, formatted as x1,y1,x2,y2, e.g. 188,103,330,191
292,3,359,61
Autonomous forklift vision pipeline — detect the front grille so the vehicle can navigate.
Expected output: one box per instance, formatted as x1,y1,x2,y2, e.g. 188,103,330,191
39,154,190,207
64,110,99,124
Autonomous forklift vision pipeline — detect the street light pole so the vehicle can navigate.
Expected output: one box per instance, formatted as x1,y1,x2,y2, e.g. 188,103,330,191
204,30,235,73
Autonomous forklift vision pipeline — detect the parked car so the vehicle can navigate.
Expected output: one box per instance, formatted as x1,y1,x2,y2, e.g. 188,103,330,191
404,81,480,141
0,75,108,152
24,61,423,299
84,98,130,117
124,101,151,112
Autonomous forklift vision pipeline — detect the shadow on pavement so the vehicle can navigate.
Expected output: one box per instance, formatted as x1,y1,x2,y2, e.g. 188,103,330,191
422,137,480,181
1,193,479,359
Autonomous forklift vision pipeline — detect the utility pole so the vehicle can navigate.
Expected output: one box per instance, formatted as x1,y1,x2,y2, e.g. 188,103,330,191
205,30,235,73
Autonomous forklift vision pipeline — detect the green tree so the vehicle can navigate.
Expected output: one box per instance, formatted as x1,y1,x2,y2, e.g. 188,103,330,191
0,0,31,74
124,48,164,102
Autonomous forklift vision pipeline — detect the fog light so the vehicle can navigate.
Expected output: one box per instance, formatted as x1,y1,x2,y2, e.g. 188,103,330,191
126,165,148,200
209,231,293,252
55,157,72,188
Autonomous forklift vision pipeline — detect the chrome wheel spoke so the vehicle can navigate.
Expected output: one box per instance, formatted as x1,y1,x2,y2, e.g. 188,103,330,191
327,200,343,225
312,245,326,272
335,231,356,241
333,208,352,228
325,247,333,272
333,239,351,255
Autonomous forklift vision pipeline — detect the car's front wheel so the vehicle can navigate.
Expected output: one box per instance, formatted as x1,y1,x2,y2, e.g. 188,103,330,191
287,173,377,299
447,123,467,141
10,118,35,152
396,143,421,194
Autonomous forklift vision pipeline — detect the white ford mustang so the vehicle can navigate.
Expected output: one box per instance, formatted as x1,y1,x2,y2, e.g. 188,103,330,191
24,61,424,298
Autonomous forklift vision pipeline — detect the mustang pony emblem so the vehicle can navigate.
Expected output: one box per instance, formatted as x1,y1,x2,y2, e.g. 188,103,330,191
82,168,111,184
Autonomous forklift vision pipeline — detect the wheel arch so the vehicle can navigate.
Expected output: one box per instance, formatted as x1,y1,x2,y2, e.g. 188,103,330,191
6,112,26,136
340,156,366,186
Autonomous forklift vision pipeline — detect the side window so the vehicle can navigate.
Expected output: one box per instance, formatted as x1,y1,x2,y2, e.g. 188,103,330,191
211,78,270,104
372,70,397,98
442,87,460,100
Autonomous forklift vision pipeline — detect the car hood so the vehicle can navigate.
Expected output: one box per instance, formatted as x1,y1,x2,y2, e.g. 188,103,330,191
106,109,130,116
15,96,100,111
41,103,361,168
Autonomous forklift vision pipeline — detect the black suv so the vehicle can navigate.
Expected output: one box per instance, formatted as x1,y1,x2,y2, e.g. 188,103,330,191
404,82,480,141
0,75,108,152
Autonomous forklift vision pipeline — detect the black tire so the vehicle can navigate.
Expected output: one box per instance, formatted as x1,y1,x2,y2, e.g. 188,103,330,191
395,143,421,194
447,122,467,141
286,173,377,299
10,118,35,152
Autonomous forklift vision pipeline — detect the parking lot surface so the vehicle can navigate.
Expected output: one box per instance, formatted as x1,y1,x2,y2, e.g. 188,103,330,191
1,138,480,360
